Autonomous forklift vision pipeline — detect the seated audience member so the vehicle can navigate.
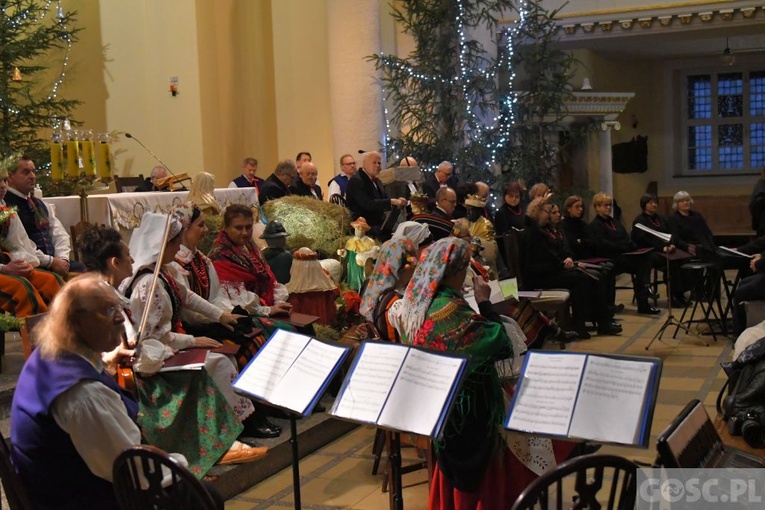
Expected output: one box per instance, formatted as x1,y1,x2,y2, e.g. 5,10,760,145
422,160,458,199
4,155,84,274
260,220,293,284
411,187,458,242
360,237,419,342
453,182,478,220
259,160,297,205
295,151,312,171
733,253,765,335
345,151,406,240
188,171,221,216
397,237,574,506
10,275,225,510
229,157,263,192
0,168,62,308
559,195,596,260
327,154,357,203
523,198,621,337
587,192,659,315
632,193,689,306
291,162,323,200
208,204,288,307
286,247,339,326
494,182,527,235
527,182,550,202
81,226,268,472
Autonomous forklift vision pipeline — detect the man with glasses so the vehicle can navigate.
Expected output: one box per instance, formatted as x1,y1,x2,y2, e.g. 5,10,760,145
423,160,458,199
411,187,458,242
327,154,356,202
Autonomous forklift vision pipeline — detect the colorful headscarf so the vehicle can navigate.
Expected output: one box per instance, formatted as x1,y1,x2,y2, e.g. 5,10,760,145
399,237,471,343
359,238,416,323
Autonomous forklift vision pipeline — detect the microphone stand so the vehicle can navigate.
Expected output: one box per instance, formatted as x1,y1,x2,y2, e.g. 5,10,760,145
125,133,185,189
645,242,690,349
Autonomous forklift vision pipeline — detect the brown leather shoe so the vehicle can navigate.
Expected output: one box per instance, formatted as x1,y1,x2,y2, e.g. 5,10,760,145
218,441,268,465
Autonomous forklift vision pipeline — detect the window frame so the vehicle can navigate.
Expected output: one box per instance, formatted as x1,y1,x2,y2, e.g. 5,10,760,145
675,65,765,178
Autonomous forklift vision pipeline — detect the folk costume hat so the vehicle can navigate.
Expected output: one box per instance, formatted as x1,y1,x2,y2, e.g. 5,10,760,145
260,220,290,239
350,217,371,233
464,194,487,208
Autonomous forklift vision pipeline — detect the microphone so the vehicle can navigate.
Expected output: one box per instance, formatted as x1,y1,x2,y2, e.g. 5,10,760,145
125,132,177,178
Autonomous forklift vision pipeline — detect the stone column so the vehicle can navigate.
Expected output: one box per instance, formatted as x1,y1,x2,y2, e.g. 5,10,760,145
327,0,384,168
598,121,620,200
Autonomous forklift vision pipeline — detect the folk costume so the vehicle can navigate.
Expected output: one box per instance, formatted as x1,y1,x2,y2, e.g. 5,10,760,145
398,238,566,509
121,212,254,472
343,217,378,292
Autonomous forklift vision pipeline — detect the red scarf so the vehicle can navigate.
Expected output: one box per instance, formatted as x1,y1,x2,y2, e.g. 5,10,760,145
208,231,277,305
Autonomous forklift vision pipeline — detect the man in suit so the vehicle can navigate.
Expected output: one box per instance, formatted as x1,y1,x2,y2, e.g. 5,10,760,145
228,157,263,193
411,187,457,241
291,162,323,200
259,160,297,205
135,166,172,192
422,160,458,199
345,152,406,240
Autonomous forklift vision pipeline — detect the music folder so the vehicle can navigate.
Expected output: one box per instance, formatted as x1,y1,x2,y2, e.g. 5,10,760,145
233,329,350,416
330,340,470,439
505,350,662,447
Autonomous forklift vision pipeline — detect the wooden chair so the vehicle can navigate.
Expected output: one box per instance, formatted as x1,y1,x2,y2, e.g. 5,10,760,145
511,454,638,510
113,445,219,510
0,435,35,510
69,220,94,262
19,312,47,360
115,174,145,193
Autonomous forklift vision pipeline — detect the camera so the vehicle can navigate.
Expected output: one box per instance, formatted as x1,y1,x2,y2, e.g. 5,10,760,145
728,411,765,448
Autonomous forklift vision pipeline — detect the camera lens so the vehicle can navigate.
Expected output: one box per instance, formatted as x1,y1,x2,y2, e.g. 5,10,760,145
741,419,765,448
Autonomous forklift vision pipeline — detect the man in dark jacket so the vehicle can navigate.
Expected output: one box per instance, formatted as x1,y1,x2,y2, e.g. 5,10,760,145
259,160,296,205
345,152,406,240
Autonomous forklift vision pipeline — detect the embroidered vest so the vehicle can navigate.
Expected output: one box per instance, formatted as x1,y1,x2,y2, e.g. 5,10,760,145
4,193,55,256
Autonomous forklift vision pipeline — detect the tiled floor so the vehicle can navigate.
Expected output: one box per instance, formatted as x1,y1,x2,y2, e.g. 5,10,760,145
226,288,733,509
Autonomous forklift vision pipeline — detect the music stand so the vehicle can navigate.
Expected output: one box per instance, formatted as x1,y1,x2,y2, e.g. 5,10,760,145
645,244,690,349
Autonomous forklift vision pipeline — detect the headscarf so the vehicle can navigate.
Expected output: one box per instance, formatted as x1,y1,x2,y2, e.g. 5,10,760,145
391,221,431,249
359,238,416,323
399,237,471,343
128,208,190,272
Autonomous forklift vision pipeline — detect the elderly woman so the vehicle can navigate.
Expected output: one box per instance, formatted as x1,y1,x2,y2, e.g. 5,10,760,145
208,204,287,307
81,226,267,474
587,192,659,315
667,191,717,258
522,198,620,338
494,182,527,235
397,237,573,508
10,275,223,510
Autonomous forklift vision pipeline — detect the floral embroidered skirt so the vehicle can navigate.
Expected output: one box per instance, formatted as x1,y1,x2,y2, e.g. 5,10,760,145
136,369,243,478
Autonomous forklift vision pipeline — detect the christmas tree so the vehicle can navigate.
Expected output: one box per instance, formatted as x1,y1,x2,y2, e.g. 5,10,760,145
0,0,80,167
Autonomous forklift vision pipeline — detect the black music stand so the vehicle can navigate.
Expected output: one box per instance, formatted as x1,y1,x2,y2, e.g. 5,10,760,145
645,244,690,349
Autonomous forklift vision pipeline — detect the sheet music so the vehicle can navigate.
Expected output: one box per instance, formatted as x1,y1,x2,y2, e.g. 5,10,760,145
719,246,754,258
267,340,347,413
506,352,586,436
568,356,653,444
233,329,310,399
378,348,465,437
634,222,672,243
333,343,409,423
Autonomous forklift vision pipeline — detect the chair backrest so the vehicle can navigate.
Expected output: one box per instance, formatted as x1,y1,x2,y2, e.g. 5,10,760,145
113,445,218,510
19,312,47,359
69,220,94,262
115,175,145,193
0,435,35,510
511,454,638,510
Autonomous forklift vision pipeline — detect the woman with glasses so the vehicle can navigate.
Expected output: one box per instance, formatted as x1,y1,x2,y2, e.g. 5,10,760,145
587,192,659,315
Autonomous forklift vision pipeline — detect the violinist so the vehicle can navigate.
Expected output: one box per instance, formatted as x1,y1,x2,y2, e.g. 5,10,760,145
136,166,188,192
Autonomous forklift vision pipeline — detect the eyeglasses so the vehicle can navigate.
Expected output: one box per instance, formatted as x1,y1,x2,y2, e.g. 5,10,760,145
442,198,457,204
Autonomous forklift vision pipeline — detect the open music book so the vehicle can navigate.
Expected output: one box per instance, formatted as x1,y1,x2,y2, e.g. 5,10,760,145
330,341,469,438
505,351,662,447
233,329,350,416
718,246,755,258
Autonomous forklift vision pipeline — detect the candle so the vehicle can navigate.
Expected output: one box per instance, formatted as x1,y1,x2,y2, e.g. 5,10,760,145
66,133,80,178
97,141,111,179
81,139,96,177
49,132,64,181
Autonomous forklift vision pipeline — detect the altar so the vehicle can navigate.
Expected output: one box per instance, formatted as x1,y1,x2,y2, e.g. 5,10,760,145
43,188,258,232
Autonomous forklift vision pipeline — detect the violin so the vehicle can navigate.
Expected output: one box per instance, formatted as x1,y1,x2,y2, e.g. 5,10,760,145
155,172,192,191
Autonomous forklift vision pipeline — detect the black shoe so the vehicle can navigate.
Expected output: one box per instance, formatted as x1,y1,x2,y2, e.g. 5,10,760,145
638,305,661,315
574,328,591,340
610,304,625,314
670,295,690,307
558,330,580,343
243,423,280,439
264,419,282,434
597,323,623,336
